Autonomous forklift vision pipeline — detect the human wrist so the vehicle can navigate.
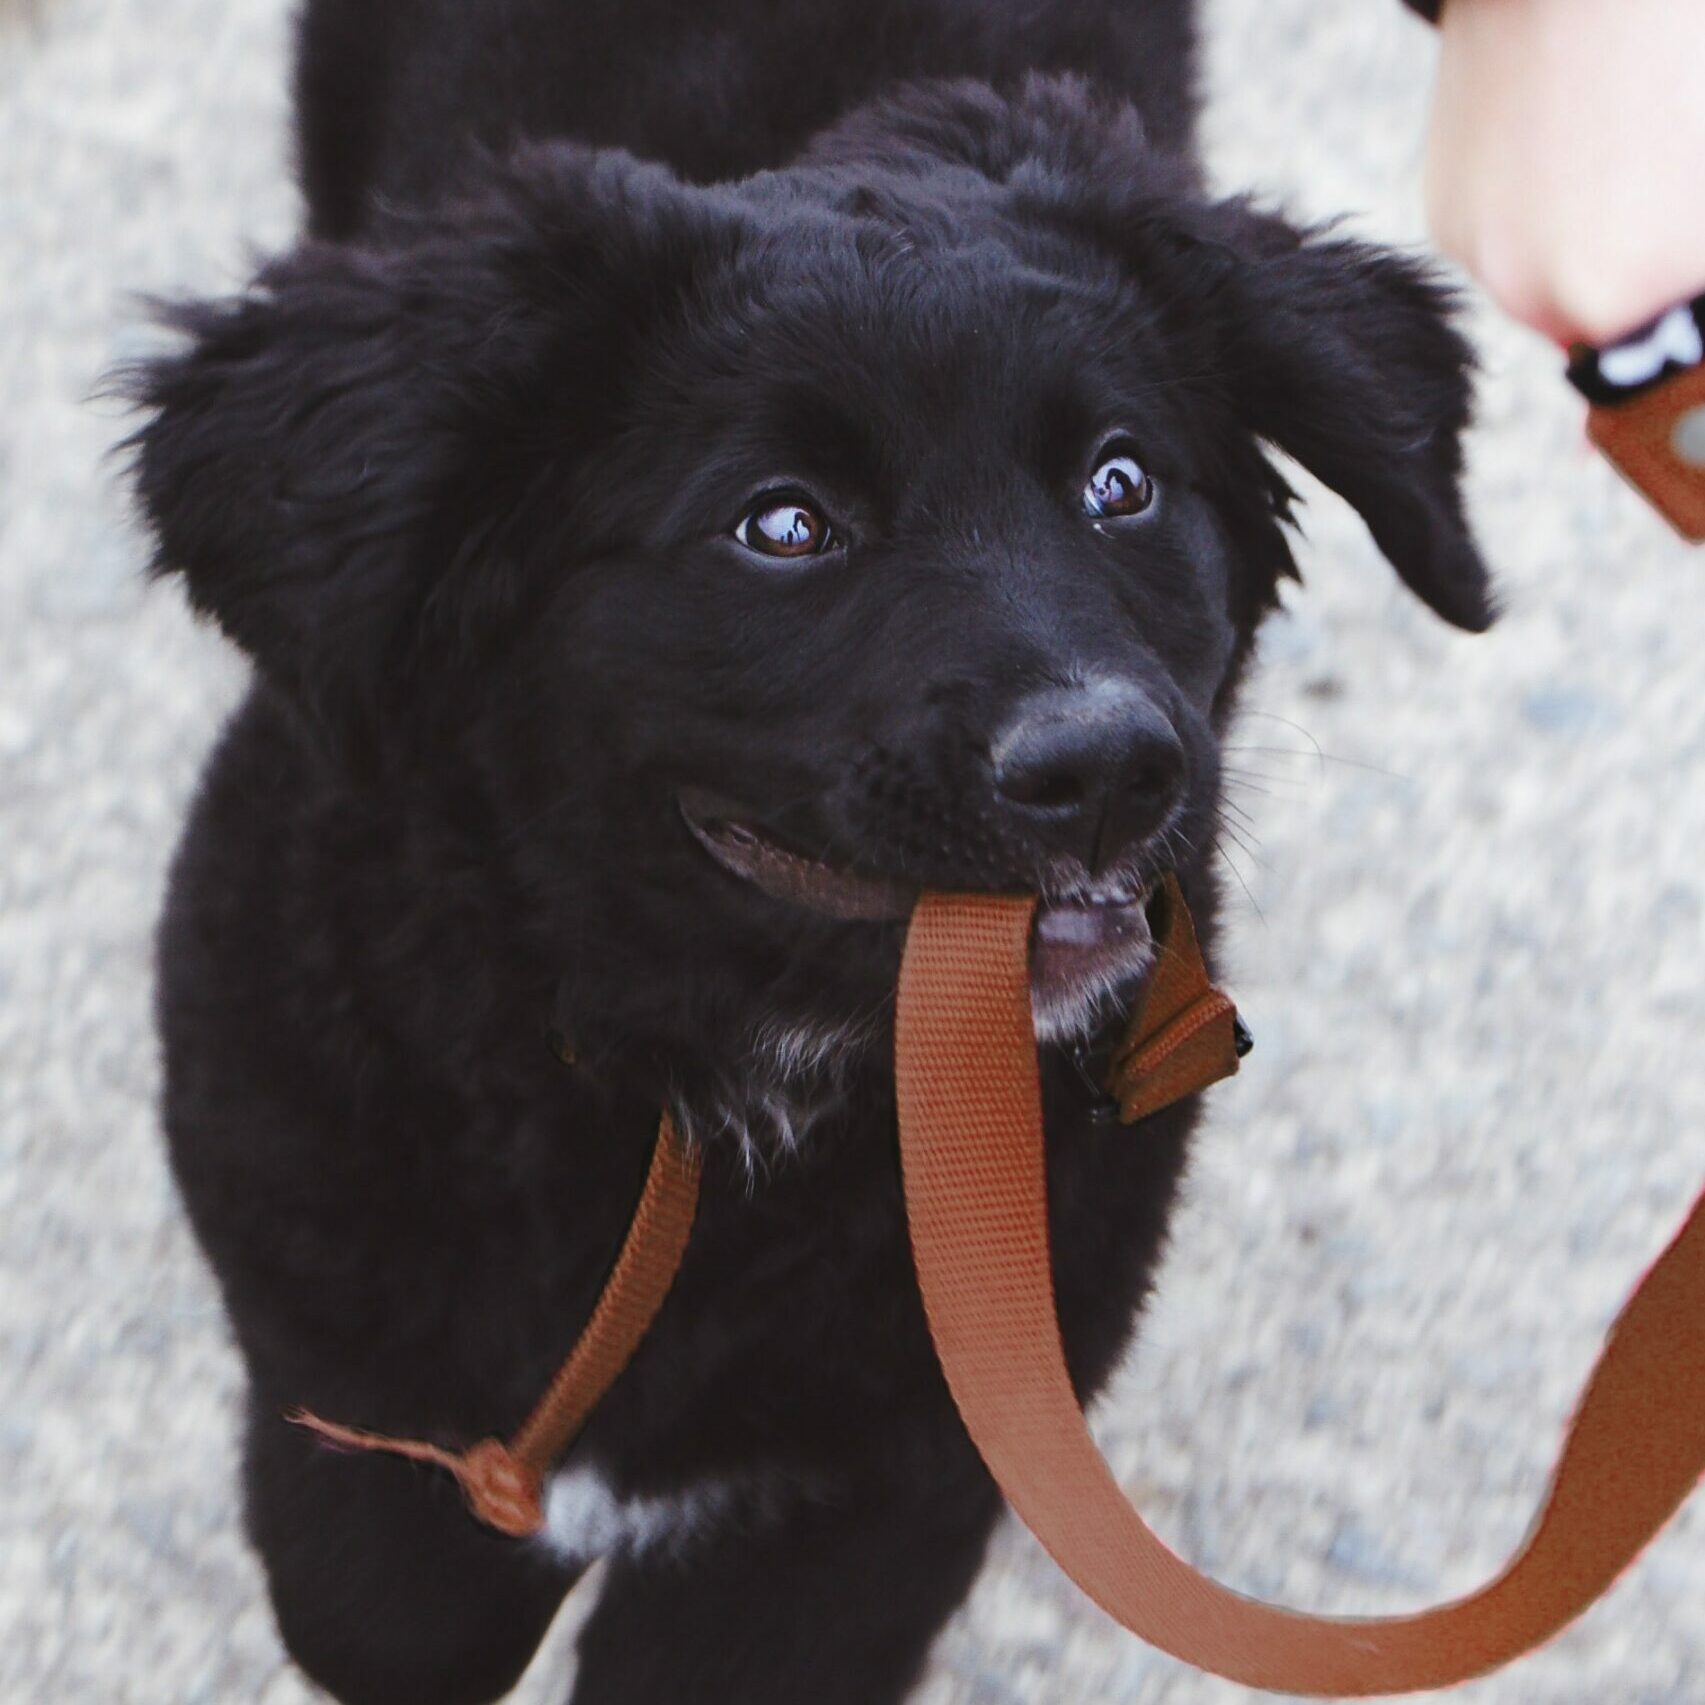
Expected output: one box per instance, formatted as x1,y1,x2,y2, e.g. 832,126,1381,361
1423,0,1705,344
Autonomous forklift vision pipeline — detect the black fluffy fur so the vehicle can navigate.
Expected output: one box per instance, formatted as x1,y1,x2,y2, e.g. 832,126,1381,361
125,3,1492,1701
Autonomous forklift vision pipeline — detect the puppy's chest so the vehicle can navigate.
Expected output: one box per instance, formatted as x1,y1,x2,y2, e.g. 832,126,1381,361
513,1093,1177,1549
537,1464,788,1565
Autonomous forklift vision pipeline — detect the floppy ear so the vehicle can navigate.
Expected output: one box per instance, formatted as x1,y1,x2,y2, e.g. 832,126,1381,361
124,148,709,738
1191,210,1495,632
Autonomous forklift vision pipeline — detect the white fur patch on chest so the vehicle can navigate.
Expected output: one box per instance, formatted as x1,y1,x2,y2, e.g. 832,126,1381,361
537,1465,741,1566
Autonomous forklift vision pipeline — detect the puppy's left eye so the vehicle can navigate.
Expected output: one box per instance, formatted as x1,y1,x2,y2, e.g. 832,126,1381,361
733,496,836,559
1083,445,1155,519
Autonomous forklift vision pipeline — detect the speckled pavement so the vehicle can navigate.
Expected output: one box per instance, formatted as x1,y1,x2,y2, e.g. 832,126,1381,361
2,1,1701,1701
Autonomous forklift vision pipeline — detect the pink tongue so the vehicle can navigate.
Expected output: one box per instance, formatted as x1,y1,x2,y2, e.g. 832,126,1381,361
1035,897,1146,947
1036,904,1107,947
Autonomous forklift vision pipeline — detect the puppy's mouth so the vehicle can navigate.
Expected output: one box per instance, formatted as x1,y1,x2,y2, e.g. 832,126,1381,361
681,793,917,923
680,792,1158,1035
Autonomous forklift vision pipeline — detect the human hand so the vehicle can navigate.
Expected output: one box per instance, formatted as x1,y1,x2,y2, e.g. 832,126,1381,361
1423,0,1705,346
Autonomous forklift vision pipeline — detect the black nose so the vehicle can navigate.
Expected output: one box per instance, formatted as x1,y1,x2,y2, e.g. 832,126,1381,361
991,684,1185,869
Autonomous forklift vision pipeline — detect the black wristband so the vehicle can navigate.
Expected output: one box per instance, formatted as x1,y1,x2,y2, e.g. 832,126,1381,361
1403,0,1442,19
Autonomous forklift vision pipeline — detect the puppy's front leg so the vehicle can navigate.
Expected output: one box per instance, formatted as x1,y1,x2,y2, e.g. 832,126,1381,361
245,1400,580,1705
568,1468,1002,1705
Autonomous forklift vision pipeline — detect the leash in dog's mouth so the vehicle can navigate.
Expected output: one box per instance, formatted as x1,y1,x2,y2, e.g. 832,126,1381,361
678,788,1162,1019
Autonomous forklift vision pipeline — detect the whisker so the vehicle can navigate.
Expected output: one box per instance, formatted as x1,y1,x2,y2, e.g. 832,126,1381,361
1222,744,1410,783
1214,839,1266,924
1237,710,1326,759
1216,817,1270,872
1217,769,1298,800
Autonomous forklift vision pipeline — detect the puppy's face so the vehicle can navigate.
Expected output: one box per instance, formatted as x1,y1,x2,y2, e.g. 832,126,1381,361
131,80,1490,1131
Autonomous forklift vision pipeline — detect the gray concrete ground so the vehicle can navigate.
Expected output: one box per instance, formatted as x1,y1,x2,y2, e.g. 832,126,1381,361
3,1,1701,1700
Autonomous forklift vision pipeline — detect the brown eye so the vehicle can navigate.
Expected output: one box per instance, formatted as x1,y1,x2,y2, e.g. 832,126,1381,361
1083,447,1154,519
734,496,835,559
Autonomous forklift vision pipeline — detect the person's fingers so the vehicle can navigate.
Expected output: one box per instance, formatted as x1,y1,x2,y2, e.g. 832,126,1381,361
1423,0,1705,347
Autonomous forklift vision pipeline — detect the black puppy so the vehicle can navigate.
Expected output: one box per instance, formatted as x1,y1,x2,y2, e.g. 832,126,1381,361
126,1,1491,1701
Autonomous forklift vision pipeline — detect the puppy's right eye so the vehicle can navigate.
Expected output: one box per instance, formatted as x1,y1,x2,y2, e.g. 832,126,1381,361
1083,443,1154,520
733,496,836,560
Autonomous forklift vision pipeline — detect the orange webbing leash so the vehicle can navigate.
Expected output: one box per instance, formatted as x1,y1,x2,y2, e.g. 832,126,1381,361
896,886,1705,1695
290,1113,701,1538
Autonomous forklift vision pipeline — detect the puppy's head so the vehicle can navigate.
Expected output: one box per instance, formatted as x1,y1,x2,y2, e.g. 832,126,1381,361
128,76,1490,1140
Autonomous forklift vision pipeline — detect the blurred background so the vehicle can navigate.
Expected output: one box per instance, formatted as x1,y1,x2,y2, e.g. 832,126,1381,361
2,0,1701,1699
